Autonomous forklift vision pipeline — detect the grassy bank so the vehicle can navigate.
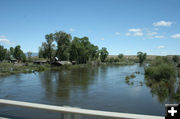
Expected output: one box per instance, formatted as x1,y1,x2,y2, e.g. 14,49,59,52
0,63,50,77
0,59,136,77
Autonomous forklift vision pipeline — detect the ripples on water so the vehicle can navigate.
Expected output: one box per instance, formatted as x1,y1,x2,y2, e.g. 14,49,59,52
0,64,179,118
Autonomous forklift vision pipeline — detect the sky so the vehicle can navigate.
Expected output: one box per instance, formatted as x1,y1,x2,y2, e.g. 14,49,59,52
0,0,180,55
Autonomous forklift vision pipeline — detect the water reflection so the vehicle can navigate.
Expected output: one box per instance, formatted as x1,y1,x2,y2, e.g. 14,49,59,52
145,75,180,103
38,66,99,101
1,64,179,118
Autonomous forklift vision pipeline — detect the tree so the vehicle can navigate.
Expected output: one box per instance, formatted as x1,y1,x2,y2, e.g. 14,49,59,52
5,49,10,60
172,55,179,63
0,45,7,61
54,31,72,60
10,47,14,56
100,47,109,62
69,37,94,63
38,34,55,62
45,33,55,61
118,53,124,59
38,43,47,58
89,44,99,60
14,45,26,61
137,52,147,64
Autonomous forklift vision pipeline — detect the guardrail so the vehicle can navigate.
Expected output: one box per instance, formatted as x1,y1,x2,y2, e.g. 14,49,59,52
0,99,164,119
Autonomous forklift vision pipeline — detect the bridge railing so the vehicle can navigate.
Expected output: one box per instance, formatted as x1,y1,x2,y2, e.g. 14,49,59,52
0,99,164,119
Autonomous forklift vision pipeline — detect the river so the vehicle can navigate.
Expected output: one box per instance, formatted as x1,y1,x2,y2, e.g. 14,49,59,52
0,64,179,118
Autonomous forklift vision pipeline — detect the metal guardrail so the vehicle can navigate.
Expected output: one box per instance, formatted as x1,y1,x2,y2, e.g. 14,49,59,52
0,99,164,119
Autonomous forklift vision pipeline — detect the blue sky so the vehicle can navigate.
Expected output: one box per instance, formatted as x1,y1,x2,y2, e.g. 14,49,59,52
0,0,180,55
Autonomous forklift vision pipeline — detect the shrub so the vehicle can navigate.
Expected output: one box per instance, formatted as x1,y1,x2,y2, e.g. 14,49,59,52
118,54,124,59
130,74,136,78
145,56,175,81
125,76,130,80
37,65,47,71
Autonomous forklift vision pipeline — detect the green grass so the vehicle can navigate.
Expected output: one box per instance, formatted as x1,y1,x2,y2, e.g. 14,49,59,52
0,62,50,77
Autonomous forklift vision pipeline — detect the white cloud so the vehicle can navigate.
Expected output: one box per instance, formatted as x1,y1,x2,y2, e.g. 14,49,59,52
129,28,141,32
0,36,12,44
153,21,172,27
69,28,75,32
147,32,157,36
128,28,143,36
171,34,180,39
157,45,165,49
115,32,120,35
154,35,165,38
134,32,143,36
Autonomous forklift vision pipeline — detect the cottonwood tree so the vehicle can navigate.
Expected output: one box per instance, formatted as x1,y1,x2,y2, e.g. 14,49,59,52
13,45,26,62
54,31,72,60
0,45,7,61
38,34,55,62
69,37,99,63
118,53,124,59
137,52,147,64
100,47,109,62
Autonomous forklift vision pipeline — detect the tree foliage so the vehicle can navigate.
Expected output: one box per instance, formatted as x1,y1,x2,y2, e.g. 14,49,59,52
38,31,103,64
118,53,124,59
172,55,179,63
0,45,26,62
137,52,147,64
54,31,72,60
0,45,7,61
145,56,175,81
38,34,56,62
100,47,109,62
69,37,99,63
10,47,14,56
14,45,26,61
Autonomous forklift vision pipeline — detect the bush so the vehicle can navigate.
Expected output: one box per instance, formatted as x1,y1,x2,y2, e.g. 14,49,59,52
105,57,120,63
118,54,123,59
130,74,136,78
145,56,175,81
37,65,47,71
172,55,179,63
125,76,130,80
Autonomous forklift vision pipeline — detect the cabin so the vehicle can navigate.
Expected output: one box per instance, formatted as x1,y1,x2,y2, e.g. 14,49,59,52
33,60,48,65
72,61,77,65
9,58,18,63
51,61,72,66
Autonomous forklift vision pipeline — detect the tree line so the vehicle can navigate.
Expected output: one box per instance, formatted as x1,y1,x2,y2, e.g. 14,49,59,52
38,31,109,64
0,45,26,62
0,30,148,64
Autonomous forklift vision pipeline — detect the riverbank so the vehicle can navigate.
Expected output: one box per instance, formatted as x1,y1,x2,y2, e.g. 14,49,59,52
0,60,136,77
0,63,50,77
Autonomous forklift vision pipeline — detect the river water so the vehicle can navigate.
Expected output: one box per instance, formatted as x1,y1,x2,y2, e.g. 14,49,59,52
0,64,179,118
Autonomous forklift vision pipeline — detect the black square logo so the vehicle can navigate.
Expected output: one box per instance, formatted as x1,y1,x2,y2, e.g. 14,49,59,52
165,104,180,119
